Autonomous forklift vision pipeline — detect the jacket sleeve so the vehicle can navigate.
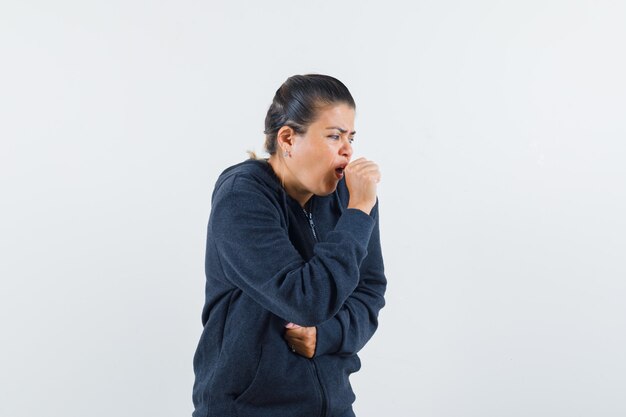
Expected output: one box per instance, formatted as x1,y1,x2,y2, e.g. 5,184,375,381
209,174,376,327
313,200,387,356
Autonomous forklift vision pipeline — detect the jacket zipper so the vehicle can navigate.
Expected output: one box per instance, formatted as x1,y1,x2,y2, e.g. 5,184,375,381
310,359,328,417
302,206,318,242
303,204,327,417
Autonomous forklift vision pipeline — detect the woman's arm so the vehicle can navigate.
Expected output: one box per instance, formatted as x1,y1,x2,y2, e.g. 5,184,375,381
283,201,386,357
209,174,376,326
313,200,387,356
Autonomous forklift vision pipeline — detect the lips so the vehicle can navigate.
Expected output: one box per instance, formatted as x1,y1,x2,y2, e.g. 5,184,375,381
334,162,348,179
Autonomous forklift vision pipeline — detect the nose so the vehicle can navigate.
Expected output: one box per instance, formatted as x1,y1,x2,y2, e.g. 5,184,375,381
341,138,353,160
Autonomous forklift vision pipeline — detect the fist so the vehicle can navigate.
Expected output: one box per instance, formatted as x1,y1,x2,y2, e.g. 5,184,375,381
345,157,381,215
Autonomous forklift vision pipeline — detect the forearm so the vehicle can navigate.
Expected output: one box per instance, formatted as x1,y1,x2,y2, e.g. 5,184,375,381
314,280,386,356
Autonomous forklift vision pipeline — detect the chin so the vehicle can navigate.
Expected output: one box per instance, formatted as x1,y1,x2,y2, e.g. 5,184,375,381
317,184,338,196
311,176,340,196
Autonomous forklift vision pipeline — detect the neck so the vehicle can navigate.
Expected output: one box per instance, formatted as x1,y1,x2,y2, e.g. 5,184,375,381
267,155,313,208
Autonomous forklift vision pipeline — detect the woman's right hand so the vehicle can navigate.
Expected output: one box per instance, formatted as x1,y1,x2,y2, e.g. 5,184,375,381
345,157,381,215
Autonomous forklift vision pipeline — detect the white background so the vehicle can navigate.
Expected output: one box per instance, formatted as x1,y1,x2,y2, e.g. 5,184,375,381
1,1,625,416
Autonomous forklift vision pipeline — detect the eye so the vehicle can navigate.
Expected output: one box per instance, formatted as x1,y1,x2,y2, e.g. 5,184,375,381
328,134,355,144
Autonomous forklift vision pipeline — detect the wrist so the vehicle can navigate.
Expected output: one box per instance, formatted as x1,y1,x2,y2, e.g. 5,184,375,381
347,203,373,215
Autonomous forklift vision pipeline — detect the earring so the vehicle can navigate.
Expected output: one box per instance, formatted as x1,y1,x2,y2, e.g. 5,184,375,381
283,149,291,158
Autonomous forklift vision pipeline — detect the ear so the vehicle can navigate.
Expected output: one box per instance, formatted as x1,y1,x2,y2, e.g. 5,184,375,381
276,126,297,152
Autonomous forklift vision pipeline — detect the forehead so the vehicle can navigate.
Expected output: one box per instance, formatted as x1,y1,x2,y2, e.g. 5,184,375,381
313,104,355,129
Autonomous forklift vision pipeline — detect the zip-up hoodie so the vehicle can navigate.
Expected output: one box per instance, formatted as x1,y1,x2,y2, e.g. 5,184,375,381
192,158,387,417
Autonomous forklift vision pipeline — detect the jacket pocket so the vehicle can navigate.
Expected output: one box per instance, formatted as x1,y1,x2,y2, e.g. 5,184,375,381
234,346,267,404
233,344,323,417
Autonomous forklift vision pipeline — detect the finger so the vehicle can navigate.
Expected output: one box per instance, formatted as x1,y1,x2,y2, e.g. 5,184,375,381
346,158,370,169
347,163,379,175
349,157,367,164
356,165,380,175
357,162,379,171
348,158,376,167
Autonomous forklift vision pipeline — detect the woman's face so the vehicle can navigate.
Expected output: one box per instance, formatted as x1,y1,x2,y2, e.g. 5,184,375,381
287,103,355,201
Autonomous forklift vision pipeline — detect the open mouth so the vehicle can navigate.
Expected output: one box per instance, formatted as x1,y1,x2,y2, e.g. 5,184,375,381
334,166,345,179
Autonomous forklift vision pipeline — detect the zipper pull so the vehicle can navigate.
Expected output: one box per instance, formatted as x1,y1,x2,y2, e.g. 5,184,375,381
303,208,318,242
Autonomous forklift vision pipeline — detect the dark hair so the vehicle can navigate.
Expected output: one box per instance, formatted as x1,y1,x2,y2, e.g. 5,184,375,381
263,74,356,155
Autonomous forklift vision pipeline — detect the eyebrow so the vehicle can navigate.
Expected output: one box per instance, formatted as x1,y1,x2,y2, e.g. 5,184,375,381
325,126,357,135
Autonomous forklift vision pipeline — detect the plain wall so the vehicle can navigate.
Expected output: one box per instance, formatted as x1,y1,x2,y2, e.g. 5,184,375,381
1,1,625,416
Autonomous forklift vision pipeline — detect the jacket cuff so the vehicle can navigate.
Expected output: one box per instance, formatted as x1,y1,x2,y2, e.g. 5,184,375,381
334,208,375,248
314,317,343,357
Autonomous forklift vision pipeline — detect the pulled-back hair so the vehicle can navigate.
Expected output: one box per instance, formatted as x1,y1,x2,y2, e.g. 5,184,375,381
263,74,356,155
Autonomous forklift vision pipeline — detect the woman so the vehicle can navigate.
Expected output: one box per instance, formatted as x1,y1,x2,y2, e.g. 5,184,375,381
192,74,387,417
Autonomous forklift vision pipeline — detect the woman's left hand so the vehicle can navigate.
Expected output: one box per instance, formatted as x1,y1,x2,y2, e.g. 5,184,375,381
284,322,317,358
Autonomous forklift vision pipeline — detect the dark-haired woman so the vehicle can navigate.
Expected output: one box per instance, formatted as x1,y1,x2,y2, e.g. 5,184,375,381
192,74,386,417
